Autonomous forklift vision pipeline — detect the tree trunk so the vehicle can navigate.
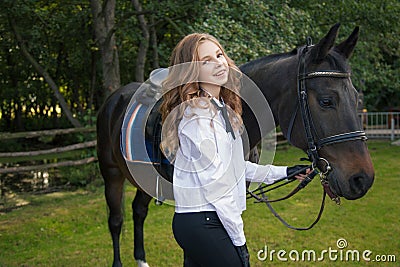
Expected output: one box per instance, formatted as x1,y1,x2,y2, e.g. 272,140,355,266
150,15,159,69
9,17,82,128
90,0,121,96
6,51,23,131
132,0,149,82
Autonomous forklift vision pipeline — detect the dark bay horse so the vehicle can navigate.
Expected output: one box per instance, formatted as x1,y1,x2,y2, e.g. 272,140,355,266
96,23,374,267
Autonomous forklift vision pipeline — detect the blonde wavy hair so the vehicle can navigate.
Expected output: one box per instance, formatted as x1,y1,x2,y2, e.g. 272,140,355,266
160,33,243,161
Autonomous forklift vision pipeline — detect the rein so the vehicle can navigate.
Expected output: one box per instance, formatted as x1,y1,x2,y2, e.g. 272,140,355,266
246,38,368,230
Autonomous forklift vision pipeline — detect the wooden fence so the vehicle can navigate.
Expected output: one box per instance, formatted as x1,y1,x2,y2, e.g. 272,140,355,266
3,111,397,175
0,127,97,175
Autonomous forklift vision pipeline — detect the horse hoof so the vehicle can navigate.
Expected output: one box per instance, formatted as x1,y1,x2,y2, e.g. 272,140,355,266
136,260,150,267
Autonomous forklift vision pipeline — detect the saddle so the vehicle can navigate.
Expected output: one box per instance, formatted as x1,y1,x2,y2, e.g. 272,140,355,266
121,68,174,183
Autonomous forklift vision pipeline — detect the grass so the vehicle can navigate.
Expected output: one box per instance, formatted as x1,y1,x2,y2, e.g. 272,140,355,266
0,140,399,266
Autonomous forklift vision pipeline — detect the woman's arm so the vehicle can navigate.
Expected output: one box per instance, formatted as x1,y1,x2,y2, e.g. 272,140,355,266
245,161,311,184
245,161,288,184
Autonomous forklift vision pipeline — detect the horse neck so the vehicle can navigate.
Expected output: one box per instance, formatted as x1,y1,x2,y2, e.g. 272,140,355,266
240,54,298,127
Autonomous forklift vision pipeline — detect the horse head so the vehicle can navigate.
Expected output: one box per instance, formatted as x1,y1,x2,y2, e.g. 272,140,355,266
241,23,374,200
284,24,374,200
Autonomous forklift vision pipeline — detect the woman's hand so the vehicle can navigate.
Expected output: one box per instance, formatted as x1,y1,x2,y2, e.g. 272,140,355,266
294,168,312,181
286,165,311,181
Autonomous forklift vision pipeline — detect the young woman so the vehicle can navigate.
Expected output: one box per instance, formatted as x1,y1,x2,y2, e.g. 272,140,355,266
160,33,309,267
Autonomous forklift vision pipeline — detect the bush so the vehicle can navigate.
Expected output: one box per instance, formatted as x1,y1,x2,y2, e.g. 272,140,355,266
59,162,101,188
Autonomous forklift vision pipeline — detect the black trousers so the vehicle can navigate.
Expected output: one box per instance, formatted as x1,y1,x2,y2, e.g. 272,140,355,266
172,211,243,267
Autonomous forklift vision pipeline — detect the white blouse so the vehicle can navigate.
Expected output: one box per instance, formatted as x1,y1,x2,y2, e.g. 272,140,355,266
173,99,287,246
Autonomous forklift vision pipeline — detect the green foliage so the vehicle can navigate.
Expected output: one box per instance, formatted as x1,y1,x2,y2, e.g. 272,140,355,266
58,162,100,187
289,0,400,110
185,1,310,64
0,0,399,131
0,0,95,131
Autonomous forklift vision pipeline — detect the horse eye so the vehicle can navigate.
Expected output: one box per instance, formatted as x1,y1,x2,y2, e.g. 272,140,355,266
319,98,334,108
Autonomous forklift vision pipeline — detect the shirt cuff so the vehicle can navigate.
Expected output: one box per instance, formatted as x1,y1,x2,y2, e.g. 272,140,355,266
231,233,246,246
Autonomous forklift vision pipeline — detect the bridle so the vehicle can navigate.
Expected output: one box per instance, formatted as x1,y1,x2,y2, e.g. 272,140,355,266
295,38,367,171
246,38,368,230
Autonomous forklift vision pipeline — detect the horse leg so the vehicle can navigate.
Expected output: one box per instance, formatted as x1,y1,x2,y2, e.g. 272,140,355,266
132,189,152,267
104,168,125,267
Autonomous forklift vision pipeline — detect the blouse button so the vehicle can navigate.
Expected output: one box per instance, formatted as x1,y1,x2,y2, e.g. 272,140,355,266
206,217,210,221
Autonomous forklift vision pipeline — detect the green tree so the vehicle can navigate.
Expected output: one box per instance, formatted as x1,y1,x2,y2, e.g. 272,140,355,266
1,0,95,130
289,0,400,110
0,0,398,132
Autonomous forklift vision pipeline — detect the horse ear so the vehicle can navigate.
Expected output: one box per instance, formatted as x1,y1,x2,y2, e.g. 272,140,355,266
335,26,359,59
311,23,340,63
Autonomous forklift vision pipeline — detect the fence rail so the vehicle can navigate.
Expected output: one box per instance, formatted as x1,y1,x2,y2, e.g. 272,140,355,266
0,127,96,174
0,127,95,140
359,112,400,141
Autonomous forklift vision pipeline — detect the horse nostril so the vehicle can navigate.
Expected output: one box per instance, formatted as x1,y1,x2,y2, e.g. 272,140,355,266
349,174,371,197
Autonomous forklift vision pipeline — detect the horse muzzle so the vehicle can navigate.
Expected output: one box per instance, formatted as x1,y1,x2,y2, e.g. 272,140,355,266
328,170,374,200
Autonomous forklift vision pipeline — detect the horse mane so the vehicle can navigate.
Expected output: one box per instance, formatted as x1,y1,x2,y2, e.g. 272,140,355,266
239,48,298,74
240,46,350,75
